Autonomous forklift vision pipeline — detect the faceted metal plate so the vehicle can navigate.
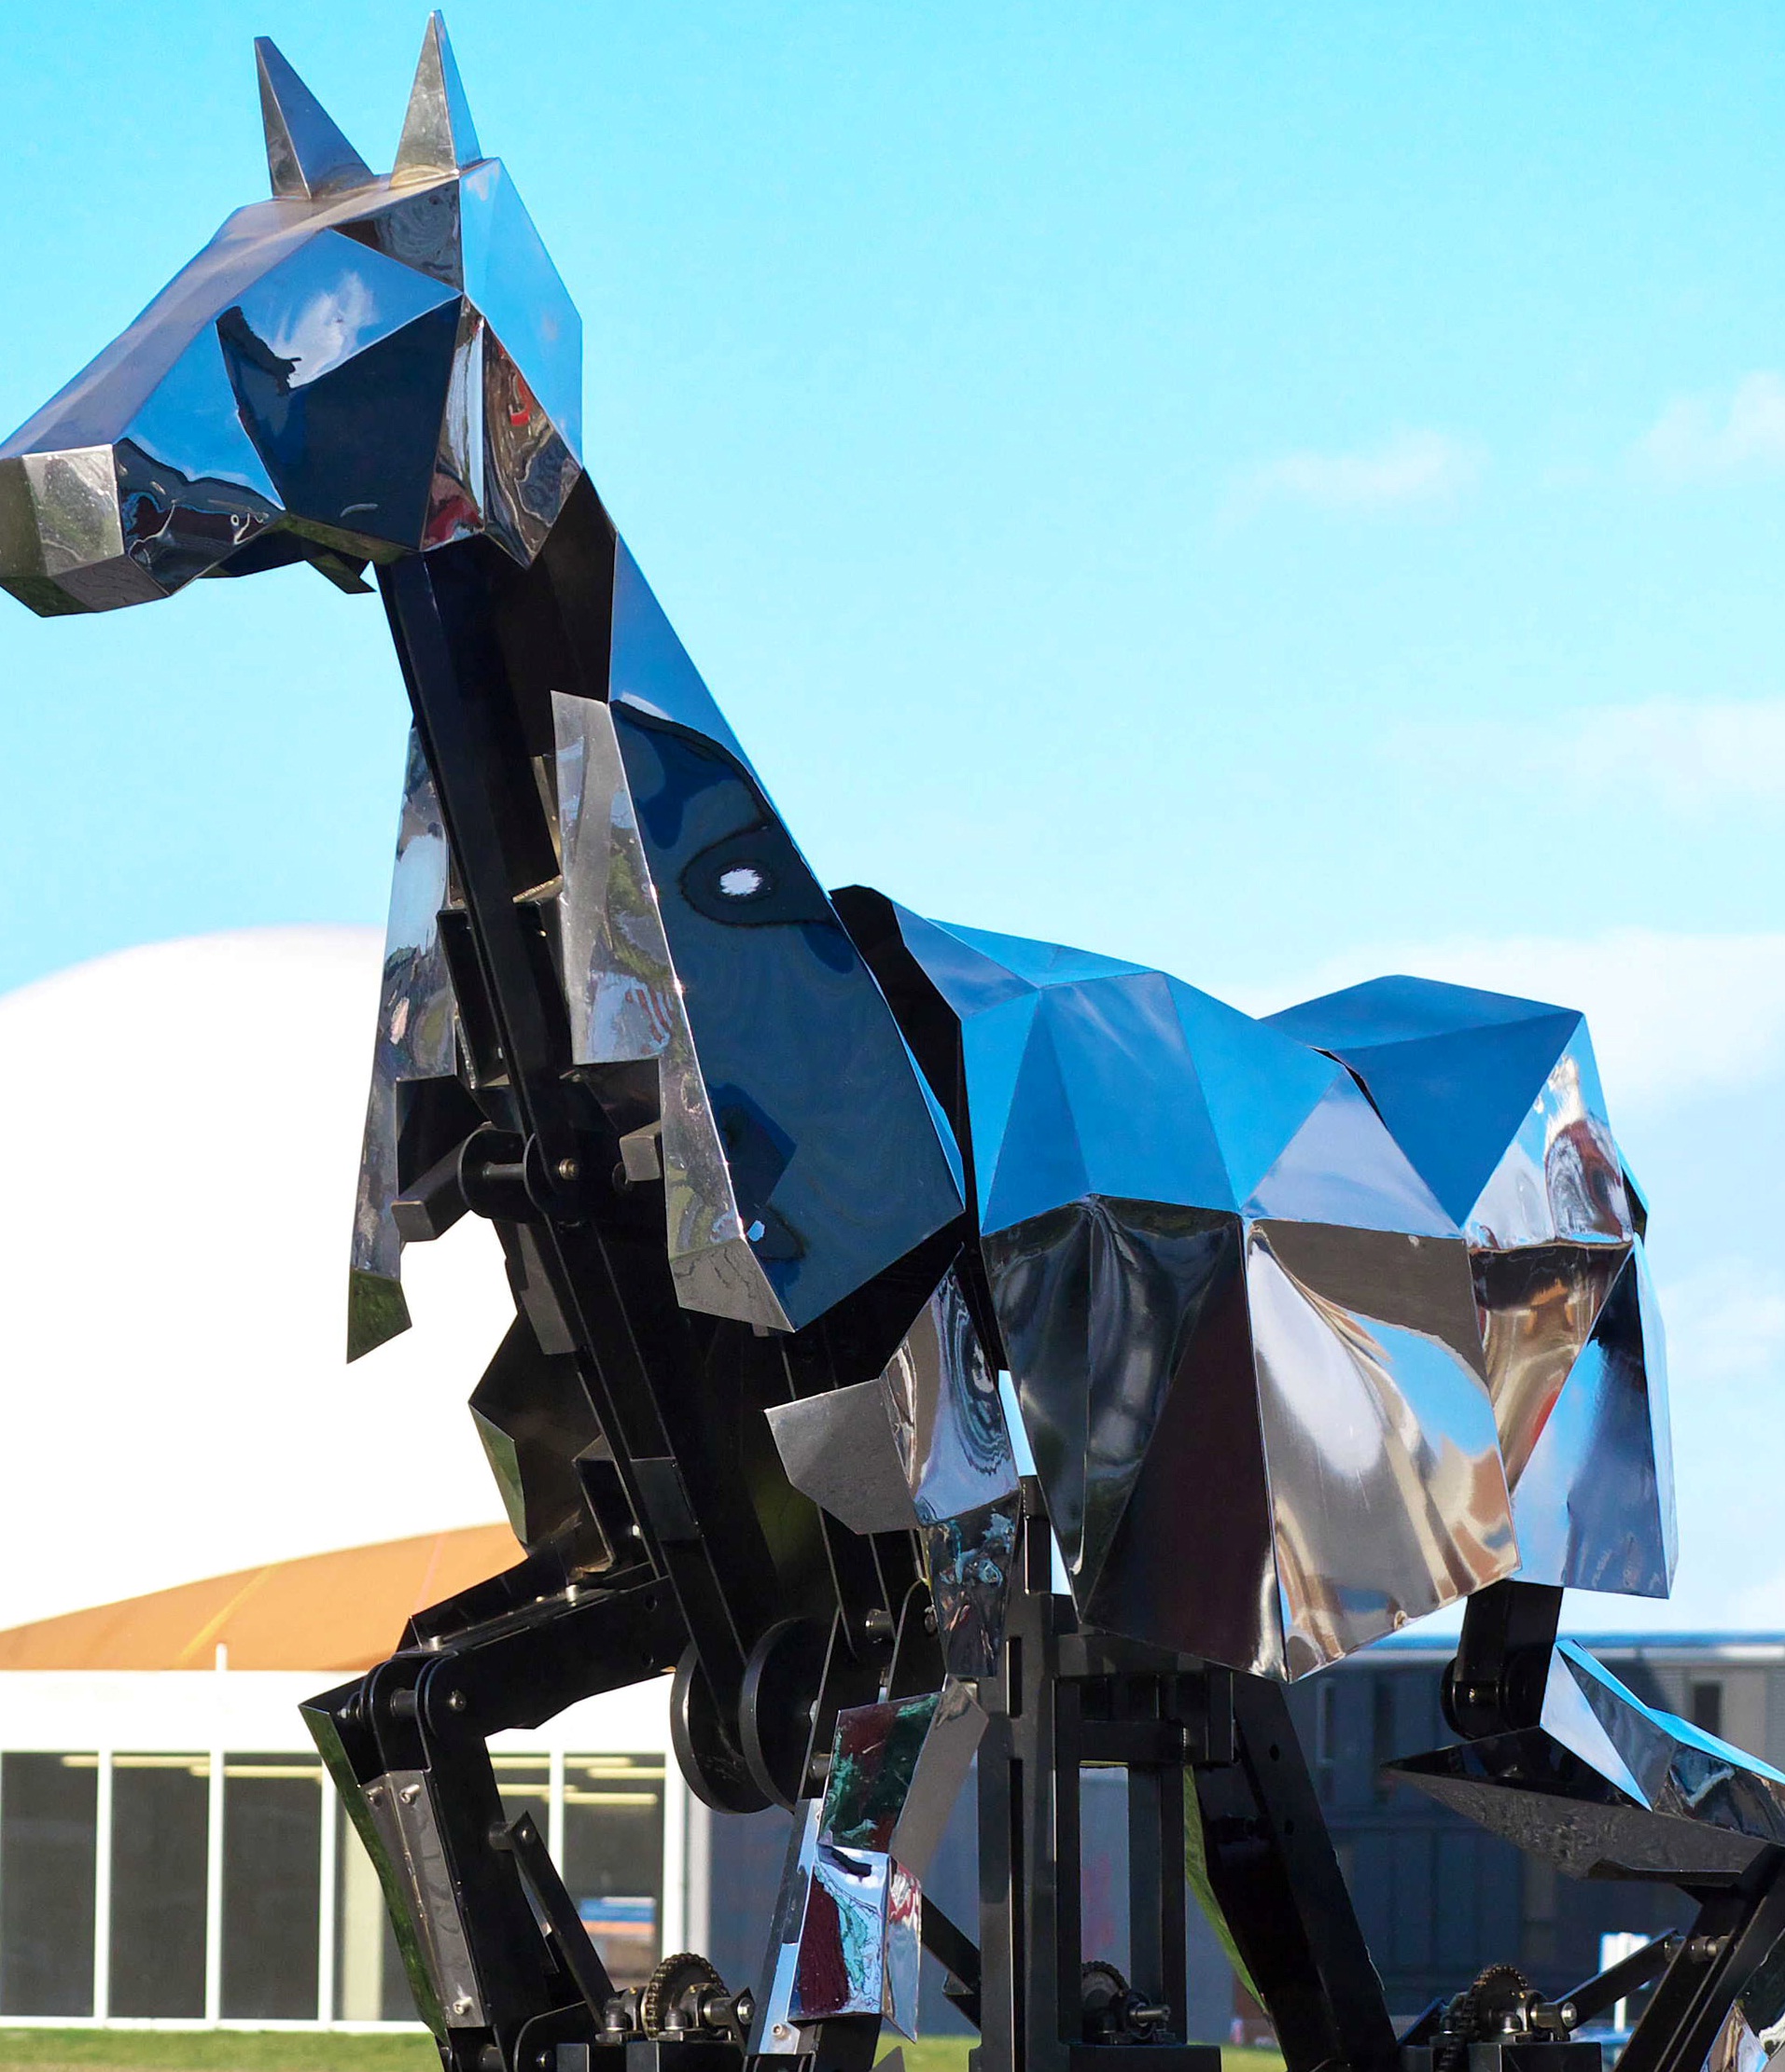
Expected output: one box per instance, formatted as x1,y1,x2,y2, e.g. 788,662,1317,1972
1269,974,1671,1602
0,18,584,610
348,729,457,1359
890,902,1515,1676
1388,1641,1785,1883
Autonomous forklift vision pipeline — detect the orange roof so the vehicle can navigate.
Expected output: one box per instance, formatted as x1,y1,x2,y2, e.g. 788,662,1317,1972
0,1523,521,1673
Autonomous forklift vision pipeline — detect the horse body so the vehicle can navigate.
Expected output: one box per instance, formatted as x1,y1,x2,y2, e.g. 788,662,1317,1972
0,24,1766,2072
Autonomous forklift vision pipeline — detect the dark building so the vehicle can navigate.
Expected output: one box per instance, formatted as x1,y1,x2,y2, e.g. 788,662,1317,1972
705,1634,1783,2044
1279,1632,1784,2025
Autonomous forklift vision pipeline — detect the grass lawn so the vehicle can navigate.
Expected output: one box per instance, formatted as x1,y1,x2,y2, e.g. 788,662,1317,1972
0,2033,1288,2072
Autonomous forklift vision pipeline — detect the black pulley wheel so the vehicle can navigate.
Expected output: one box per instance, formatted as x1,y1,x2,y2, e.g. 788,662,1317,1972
741,1618,830,1809
670,1647,770,1815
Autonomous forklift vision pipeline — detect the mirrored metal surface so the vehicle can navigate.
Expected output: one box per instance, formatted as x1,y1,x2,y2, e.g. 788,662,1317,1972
393,14,481,183
0,23,579,612
481,329,579,563
818,1682,984,1878
924,1499,1019,1680
255,36,371,202
789,1844,920,2037
1245,1219,1514,1676
552,690,790,1331
891,902,1533,1676
820,1694,941,1854
349,728,457,1360
750,1798,821,2058
1705,1931,1785,2072
882,1270,1018,1526
1511,1238,1675,1596
1389,1640,1785,1882
610,703,962,1331
1266,973,1667,1604
763,1380,918,1535
459,160,584,460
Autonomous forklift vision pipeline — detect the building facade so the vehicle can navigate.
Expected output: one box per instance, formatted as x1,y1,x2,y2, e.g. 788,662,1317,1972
1282,1633,1785,2025
0,1527,1774,2048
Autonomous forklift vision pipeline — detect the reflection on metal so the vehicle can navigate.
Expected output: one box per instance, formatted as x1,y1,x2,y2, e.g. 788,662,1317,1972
255,35,371,202
348,729,456,1360
553,690,790,1332
763,1380,917,1535
393,13,481,183
886,904,1517,1677
365,1771,486,2028
1269,976,1673,1600
925,1499,1019,1680
883,1272,1018,1526
2,19,1699,2071
751,1799,822,2058
1389,1641,1785,1882
789,1845,921,2037
304,1706,447,2037
820,1682,986,1879
0,16,580,614
608,702,963,1332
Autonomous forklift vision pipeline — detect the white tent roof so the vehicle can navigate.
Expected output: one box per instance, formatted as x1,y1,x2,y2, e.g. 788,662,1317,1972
0,926,512,1628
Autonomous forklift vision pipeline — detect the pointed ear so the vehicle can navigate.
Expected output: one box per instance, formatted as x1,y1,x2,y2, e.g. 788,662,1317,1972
255,38,372,201
393,12,482,181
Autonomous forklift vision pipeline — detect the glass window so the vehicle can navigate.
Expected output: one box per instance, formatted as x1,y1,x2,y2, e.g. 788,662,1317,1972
335,1800,414,2023
562,1754,664,1991
222,1754,321,2018
0,1753,96,2015
110,1754,208,2017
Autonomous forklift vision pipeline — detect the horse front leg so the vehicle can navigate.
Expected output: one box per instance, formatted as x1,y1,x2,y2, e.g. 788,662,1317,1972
306,1566,688,2072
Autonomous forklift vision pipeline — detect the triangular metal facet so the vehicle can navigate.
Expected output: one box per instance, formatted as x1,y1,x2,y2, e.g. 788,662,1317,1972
255,38,372,201
394,13,483,180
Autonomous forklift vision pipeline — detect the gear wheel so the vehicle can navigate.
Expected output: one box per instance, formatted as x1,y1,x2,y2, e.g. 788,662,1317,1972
639,1951,728,2038
1435,1964,1537,2072
1081,1960,1134,2041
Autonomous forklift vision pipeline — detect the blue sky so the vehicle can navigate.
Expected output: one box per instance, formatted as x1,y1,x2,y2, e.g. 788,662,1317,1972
0,3,1781,1625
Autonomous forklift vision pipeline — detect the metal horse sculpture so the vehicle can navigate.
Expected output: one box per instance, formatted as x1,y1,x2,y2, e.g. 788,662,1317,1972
5,23,1783,2072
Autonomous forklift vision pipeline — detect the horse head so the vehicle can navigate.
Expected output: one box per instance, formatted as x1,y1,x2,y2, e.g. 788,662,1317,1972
0,14,580,614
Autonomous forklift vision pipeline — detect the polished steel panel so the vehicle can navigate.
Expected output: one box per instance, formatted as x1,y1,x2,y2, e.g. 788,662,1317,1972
763,1380,917,1536
1265,971,1667,1608
364,1772,486,2028
1511,1240,1675,1596
1390,1641,1785,1882
552,690,790,1331
609,702,962,1331
393,13,482,182
1246,1219,1513,1676
925,1500,1021,1680
255,37,371,201
459,160,584,459
882,1270,1018,1526
789,1844,921,2037
750,1798,821,2058
480,329,579,563
348,729,457,1359
819,1682,984,1878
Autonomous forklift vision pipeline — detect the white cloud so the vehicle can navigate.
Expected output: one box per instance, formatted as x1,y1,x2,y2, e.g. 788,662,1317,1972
1234,427,1484,515
1232,925,1785,1116
1399,696,1785,814
1635,370,1785,481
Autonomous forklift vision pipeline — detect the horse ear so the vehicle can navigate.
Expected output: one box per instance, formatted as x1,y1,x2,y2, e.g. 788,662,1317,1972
393,13,482,180
255,38,372,201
